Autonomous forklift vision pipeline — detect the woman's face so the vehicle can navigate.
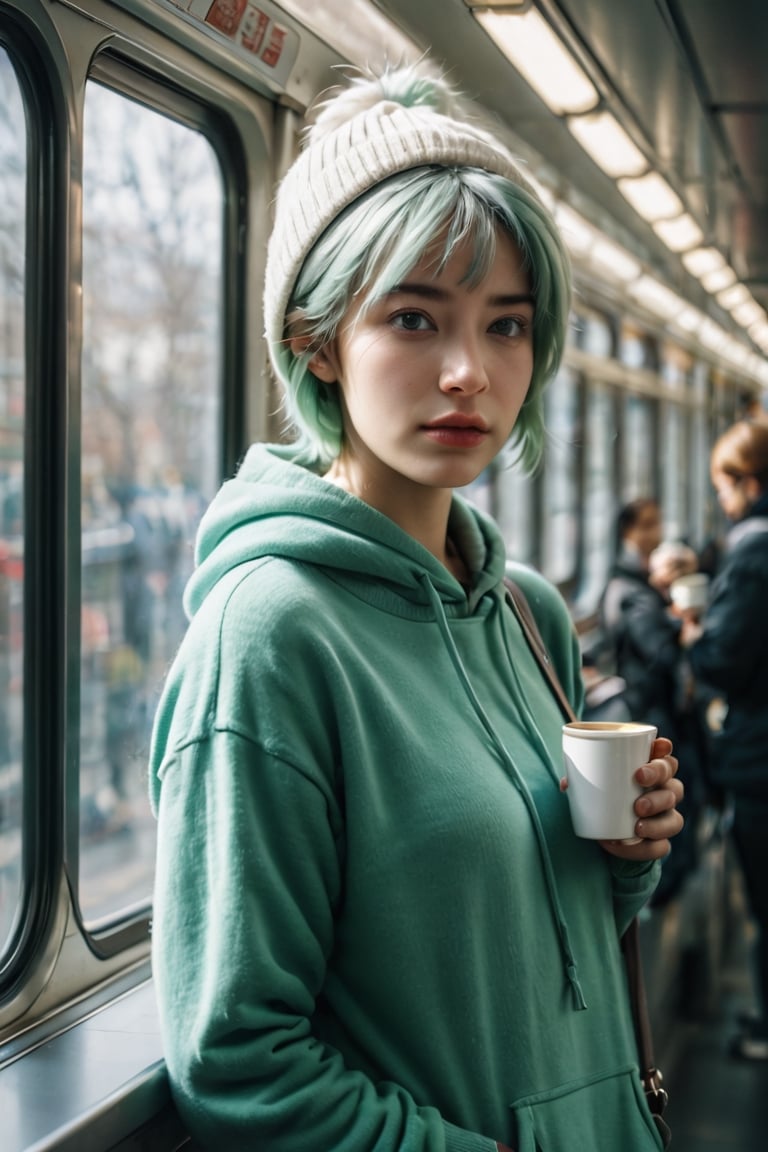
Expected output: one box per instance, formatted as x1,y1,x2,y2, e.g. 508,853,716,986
711,465,758,521
305,227,535,514
625,503,662,560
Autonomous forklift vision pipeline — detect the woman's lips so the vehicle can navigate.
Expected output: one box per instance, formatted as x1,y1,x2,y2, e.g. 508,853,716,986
421,415,489,447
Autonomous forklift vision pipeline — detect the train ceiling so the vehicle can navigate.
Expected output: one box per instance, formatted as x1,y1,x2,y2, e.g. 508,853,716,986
373,0,768,329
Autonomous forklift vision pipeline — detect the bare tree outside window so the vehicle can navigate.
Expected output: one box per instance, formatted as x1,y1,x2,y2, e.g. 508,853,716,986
79,84,224,922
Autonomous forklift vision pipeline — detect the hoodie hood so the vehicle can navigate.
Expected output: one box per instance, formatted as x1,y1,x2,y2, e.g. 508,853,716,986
185,442,506,619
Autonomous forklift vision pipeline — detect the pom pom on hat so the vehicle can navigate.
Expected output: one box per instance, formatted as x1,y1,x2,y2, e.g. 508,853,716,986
263,62,538,356
306,62,468,139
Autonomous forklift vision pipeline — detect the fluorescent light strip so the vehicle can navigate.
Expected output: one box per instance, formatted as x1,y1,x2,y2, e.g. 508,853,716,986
617,172,683,222
652,214,704,252
591,238,642,281
732,300,765,328
700,266,736,294
675,306,705,335
682,247,725,278
629,275,685,318
567,111,647,177
698,319,729,353
474,8,598,115
554,203,594,254
717,283,751,312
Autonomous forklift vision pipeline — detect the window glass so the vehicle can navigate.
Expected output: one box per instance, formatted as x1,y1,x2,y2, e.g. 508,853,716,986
659,347,692,539
494,458,535,567
579,382,615,612
80,82,223,924
622,394,656,500
541,367,580,585
689,362,710,548
581,310,613,359
619,323,657,371
660,401,686,539
0,47,25,960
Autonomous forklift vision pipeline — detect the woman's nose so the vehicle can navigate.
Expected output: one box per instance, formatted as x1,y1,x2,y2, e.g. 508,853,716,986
438,336,490,394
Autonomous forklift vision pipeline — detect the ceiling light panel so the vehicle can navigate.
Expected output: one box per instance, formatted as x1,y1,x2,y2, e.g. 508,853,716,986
652,214,703,252
682,247,726,278
717,284,751,311
700,266,736,293
617,172,683,222
474,8,598,115
567,111,647,177
590,238,642,281
732,300,765,328
554,203,595,254
629,275,685,318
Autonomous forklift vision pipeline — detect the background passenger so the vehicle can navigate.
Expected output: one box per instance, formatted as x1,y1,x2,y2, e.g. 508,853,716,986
600,500,684,740
600,504,699,905
150,63,683,1152
682,419,768,1062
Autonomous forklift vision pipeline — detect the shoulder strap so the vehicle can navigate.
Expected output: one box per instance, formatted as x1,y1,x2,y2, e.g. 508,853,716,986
503,577,576,722
503,576,670,1145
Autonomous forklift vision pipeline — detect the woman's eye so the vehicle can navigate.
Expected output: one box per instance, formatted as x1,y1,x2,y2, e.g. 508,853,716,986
490,316,527,338
392,311,431,332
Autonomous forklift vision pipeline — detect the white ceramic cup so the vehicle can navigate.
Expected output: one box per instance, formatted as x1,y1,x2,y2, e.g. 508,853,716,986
669,573,709,612
562,721,658,842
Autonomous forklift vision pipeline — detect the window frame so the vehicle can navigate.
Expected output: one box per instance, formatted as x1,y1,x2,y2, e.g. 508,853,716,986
72,52,249,959
0,5,256,1004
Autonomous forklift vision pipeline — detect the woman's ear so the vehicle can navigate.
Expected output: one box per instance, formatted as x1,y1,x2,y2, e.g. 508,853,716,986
288,335,338,383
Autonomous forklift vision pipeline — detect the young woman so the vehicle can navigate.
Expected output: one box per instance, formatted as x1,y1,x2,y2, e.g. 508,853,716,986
683,419,768,1061
149,64,683,1151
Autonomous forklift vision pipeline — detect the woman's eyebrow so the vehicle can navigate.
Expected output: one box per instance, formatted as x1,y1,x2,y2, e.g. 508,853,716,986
389,282,535,307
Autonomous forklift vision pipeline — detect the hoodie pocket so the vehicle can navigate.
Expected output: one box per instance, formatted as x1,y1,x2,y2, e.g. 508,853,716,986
509,1064,665,1152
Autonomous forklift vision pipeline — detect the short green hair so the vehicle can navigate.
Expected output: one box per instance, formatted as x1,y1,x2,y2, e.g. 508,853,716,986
271,165,571,473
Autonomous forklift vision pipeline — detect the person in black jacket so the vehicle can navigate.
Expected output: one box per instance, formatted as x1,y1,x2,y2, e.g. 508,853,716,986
600,501,698,904
600,499,683,740
682,419,768,1061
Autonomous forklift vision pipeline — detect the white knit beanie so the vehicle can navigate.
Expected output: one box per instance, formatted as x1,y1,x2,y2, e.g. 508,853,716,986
263,64,539,356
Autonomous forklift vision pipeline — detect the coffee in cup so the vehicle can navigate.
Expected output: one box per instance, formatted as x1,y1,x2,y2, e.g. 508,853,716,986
562,721,657,842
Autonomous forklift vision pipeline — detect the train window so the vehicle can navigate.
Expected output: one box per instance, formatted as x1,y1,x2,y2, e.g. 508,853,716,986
660,346,693,539
572,306,614,359
0,46,25,960
541,366,581,586
689,362,710,547
579,381,616,611
494,457,536,568
79,81,224,924
619,321,658,373
660,400,686,538
622,393,656,499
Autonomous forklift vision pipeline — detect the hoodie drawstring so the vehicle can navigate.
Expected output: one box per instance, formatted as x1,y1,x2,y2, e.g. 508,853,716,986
418,574,587,1012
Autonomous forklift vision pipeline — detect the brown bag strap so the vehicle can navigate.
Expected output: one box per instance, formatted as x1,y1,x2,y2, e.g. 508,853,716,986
503,577,670,1142
503,577,578,724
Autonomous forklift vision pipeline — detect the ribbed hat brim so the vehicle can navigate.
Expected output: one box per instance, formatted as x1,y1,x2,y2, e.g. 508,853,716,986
263,100,533,354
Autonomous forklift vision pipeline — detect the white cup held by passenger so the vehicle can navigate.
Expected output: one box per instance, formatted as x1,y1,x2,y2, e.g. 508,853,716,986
669,572,709,612
562,721,657,842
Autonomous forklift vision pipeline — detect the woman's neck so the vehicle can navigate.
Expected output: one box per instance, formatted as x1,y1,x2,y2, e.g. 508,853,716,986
323,458,466,578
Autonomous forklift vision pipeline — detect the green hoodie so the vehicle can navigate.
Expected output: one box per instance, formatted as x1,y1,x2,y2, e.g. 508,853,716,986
150,443,663,1152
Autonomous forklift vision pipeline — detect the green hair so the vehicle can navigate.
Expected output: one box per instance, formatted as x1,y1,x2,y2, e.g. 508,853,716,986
272,165,571,473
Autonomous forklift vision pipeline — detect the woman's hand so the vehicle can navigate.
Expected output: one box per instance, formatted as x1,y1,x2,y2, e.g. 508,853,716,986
598,737,684,860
